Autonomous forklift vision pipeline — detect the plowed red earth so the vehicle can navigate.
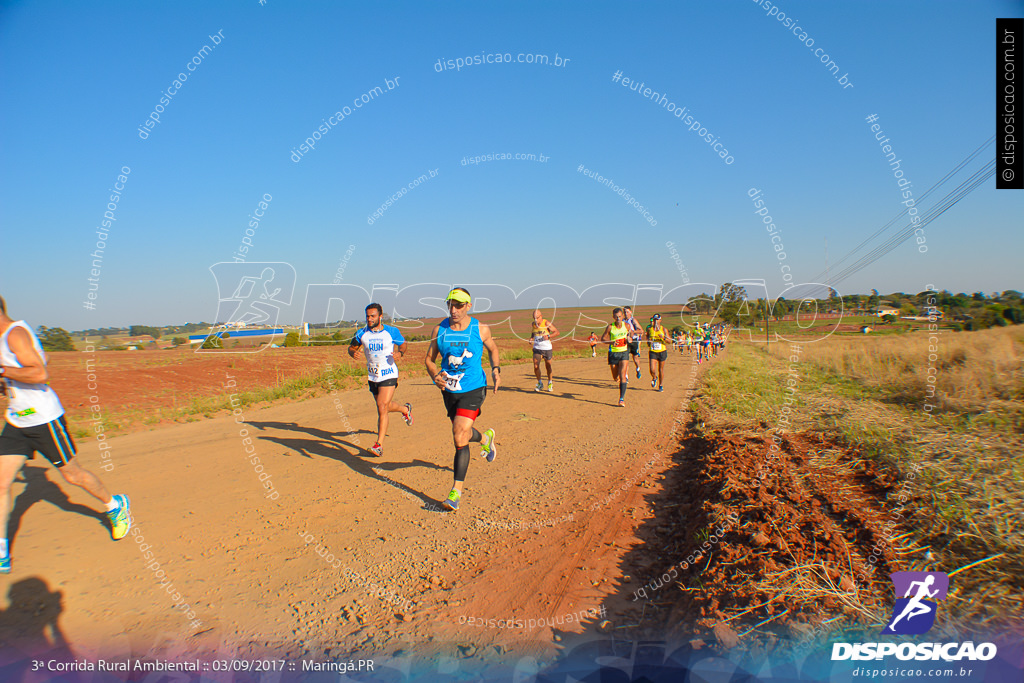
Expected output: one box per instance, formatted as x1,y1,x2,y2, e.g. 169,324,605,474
606,422,905,653
44,347,371,433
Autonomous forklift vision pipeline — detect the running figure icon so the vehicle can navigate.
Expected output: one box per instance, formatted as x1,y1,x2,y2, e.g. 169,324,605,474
887,575,939,631
882,571,949,635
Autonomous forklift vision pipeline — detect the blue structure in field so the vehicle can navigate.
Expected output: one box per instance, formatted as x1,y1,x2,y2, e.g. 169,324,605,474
189,328,285,343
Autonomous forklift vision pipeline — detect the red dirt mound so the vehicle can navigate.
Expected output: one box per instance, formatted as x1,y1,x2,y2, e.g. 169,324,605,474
617,423,908,653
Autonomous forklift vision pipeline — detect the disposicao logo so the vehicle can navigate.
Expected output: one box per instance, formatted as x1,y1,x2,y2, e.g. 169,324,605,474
831,571,997,662
883,571,948,635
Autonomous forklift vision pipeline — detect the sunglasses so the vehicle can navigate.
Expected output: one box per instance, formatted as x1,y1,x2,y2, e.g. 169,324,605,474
447,301,469,309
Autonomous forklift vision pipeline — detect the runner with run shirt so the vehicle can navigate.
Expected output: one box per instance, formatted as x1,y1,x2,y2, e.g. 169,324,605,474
0,295,131,573
424,288,501,511
348,303,412,458
588,332,599,358
528,309,558,392
600,308,631,407
645,314,669,391
623,306,643,379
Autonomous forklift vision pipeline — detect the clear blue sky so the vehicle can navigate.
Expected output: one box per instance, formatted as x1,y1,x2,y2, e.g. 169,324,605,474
1,0,1021,328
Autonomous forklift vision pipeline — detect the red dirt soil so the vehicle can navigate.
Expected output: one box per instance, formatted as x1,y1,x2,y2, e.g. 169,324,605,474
605,422,907,655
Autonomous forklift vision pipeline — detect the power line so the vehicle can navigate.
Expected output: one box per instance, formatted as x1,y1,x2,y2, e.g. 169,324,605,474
820,160,994,289
789,138,996,298
812,137,994,281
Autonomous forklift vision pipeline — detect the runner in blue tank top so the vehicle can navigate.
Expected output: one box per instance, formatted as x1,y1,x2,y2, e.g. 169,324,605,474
424,288,501,511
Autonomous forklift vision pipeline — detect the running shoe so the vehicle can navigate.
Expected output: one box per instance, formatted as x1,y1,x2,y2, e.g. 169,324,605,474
547,382,554,392
618,399,626,407
535,381,543,392
636,368,641,379
651,379,657,388
658,386,664,392
443,488,461,511
107,494,132,540
480,428,497,462
403,403,414,426
370,442,384,457
0,555,10,574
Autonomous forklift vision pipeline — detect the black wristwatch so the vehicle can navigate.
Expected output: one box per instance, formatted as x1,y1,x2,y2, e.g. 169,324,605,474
491,367,500,373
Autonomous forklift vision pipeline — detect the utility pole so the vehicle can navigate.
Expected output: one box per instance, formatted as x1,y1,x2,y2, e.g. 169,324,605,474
825,237,831,302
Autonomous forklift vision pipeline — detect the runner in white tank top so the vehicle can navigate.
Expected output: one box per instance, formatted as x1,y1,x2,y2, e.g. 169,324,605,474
0,295,132,573
1,321,65,427
347,302,413,458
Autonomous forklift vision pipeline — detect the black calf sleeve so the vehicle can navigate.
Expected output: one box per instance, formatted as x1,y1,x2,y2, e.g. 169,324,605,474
469,428,483,443
454,445,471,482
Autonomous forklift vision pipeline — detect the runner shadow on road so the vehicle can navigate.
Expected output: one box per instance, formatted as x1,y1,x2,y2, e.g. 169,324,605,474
499,381,615,407
7,466,107,551
0,576,74,681
246,420,376,461
246,420,446,505
247,420,376,443
551,376,623,390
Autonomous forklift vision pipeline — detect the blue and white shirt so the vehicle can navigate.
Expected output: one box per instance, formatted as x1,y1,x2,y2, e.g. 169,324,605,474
352,324,406,382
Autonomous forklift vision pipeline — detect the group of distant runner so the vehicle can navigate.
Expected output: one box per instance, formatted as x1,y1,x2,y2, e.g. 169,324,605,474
345,292,730,510
0,288,731,574
672,322,727,363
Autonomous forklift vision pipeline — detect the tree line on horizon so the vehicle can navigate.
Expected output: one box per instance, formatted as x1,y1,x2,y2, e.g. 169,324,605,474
29,289,1024,352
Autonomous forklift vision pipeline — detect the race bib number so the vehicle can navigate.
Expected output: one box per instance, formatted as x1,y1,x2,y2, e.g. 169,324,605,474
445,372,464,392
652,341,664,351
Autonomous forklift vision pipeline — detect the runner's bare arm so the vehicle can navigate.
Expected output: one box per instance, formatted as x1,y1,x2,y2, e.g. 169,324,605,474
347,337,360,358
424,326,446,389
395,341,408,359
546,322,559,339
1,327,48,383
480,323,501,391
600,324,612,343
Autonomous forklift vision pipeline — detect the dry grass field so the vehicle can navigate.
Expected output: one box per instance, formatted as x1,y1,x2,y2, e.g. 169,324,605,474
697,326,1024,641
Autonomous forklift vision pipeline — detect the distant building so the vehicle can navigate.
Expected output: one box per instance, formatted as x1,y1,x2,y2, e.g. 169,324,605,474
118,335,157,345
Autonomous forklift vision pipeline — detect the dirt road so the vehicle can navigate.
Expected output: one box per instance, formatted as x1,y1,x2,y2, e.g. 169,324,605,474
1,352,700,667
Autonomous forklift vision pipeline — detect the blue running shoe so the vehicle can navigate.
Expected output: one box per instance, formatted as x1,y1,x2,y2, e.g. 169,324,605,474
443,488,461,511
480,428,497,463
107,494,131,540
0,555,10,574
